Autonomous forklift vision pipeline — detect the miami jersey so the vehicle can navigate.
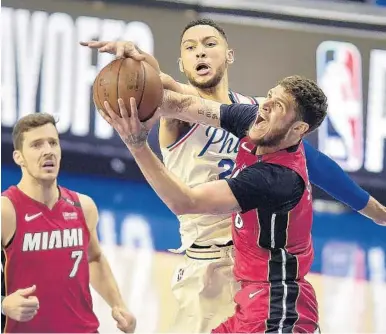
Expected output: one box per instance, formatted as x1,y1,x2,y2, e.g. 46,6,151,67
161,92,260,251
2,186,99,333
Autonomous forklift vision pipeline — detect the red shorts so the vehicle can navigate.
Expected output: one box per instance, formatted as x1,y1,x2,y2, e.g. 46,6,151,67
212,279,319,333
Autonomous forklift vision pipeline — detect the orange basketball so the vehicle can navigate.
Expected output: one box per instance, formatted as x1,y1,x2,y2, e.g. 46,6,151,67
93,58,163,121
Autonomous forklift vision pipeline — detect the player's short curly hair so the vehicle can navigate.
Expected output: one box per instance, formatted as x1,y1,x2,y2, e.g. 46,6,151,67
12,113,57,150
278,75,328,134
181,18,228,42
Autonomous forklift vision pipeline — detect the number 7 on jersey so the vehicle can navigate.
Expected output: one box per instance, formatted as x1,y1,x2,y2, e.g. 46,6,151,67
69,250,83,278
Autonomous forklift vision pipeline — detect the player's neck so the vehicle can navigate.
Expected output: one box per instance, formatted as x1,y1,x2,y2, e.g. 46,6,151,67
196,75,232,104
255,139,300,156
18,177,59,209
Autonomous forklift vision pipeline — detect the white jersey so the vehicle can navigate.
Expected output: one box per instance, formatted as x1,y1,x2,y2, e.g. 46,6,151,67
162,91,259,252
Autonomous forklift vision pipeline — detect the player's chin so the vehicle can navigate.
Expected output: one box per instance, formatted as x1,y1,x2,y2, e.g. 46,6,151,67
248,127,267,143
39,170,59,180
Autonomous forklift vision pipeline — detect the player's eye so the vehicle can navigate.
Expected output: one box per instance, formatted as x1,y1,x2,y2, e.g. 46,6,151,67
186,45,194,50
50,140,58,147
276,102,283,109
207,42,216,47
31,141,42,148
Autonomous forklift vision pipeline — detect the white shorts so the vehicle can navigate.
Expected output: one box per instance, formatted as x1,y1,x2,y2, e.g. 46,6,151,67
169,244,239,333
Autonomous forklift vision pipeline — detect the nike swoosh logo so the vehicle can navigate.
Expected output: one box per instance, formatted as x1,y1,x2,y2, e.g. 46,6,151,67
240,142,252,153
25,212,43,222
249,289,264,299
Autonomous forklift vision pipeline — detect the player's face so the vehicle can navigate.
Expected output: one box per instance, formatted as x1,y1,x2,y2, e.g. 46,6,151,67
248,85,301,147
180,25,232,89
15,124,61,182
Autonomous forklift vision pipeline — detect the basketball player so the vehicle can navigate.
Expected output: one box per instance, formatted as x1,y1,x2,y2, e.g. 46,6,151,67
82,20,385,332
99,75,386,333
1,113,136,333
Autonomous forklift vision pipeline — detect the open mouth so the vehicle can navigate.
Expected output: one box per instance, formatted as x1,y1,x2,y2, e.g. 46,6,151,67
255,114,266,126
195,63,210,75
42,161,55,168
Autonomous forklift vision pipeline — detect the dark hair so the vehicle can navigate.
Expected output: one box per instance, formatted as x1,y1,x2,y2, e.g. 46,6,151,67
278,75,328,134
12,113,57,150
181,18,228,42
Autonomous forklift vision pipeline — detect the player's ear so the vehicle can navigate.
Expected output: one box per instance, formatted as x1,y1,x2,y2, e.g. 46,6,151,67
178,58,184,73
13,150,24,167
226,49,235,65
292,121,309,136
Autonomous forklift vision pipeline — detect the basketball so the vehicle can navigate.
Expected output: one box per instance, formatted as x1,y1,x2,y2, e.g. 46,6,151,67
93,58,163,121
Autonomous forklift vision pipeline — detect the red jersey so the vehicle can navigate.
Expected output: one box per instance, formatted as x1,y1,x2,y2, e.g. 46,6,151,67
231,139,314,283
2,186,99,333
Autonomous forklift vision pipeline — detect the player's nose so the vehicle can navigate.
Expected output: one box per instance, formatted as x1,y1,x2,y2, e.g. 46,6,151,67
195,48,206,58
261,99,273,111
42,142,54,154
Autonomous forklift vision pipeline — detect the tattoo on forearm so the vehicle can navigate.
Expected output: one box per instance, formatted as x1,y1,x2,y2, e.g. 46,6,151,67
163,91,220,123
122,126,149,149
197,108,219,120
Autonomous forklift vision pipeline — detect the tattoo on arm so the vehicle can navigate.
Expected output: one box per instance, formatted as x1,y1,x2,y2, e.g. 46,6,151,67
197,107,219,121
163,91,220,124
122,125,149,149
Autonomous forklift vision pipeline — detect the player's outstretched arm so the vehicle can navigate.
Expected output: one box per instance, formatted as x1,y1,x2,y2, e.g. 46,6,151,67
80,40,200,96
99,97,241,215
79,194,136,333
302,142,386,225
160,90,223,127
359,196,386,226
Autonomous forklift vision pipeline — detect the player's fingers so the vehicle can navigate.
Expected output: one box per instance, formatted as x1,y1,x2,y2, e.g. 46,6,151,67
21,297,39,307
112,308,128,327
17,285,36,297
99,44,116,54
98,109,113,125
21,308,38,316
115,45,125,59
128,98,141,133
79,41,107,48
117,98,130,119
104,101,120,123
19,310,38,322
126,46,145,61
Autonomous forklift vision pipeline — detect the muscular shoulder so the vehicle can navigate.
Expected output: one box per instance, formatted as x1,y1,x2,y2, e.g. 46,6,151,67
77,193,98,231
1,196,16,221
1,196,16,247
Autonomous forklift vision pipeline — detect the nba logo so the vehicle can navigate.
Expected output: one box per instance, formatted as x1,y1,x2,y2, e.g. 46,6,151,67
316,41,363,172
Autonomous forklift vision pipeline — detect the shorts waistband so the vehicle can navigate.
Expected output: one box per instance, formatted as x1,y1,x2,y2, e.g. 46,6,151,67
186,241,234,260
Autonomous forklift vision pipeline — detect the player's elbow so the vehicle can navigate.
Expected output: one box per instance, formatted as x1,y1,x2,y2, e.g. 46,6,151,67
168,194,200,216
169,201,195,216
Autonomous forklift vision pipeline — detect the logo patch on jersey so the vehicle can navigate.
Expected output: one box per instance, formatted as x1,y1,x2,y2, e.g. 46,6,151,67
316,41,363,172
25,212,43,222
234,213,244,229
240,142,253,153
62,197,76,206
63,212,78,220
22,228,84,251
